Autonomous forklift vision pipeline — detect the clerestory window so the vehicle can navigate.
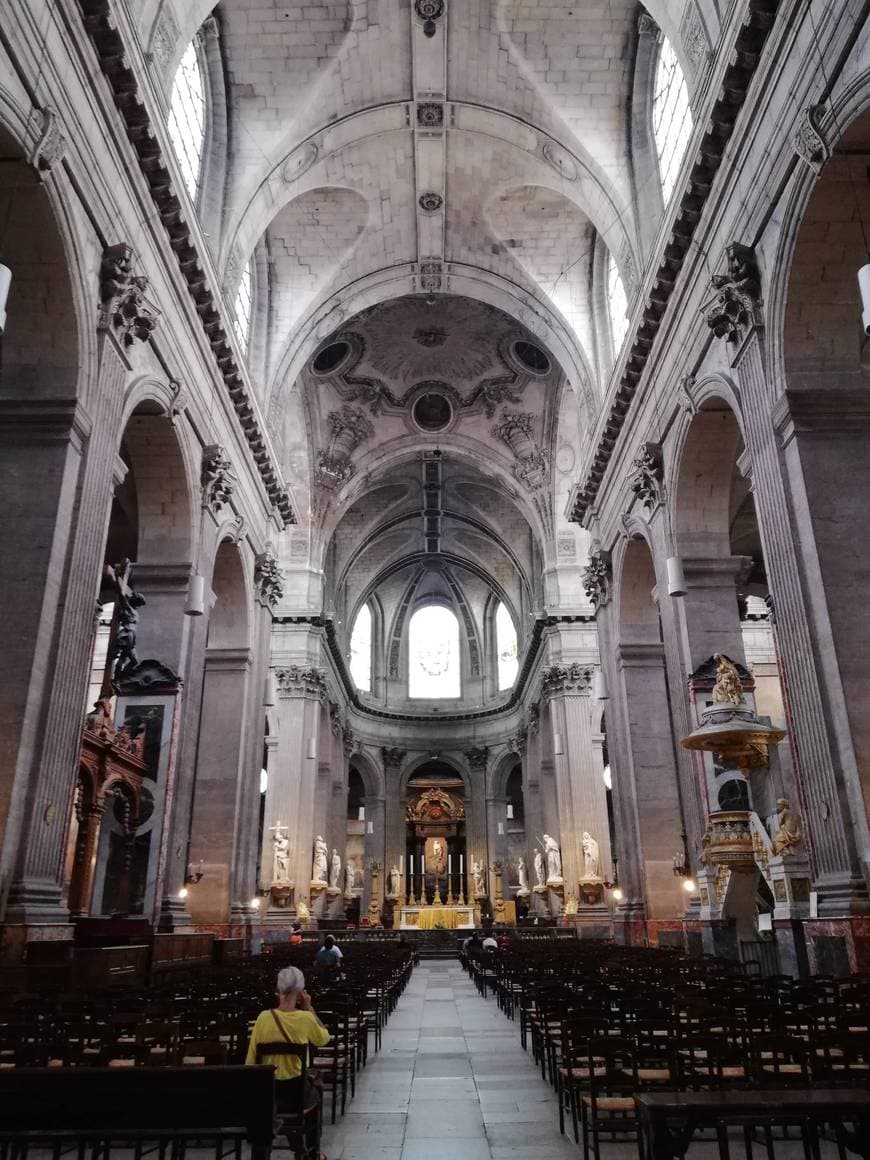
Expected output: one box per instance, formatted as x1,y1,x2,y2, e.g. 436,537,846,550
167,40,206,200
607,251,629,357
349,603,372,693
496,602,518,692
409,605,460,699
652,33,692,204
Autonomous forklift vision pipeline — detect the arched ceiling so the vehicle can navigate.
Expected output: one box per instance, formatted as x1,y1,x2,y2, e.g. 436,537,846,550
140,0,716,412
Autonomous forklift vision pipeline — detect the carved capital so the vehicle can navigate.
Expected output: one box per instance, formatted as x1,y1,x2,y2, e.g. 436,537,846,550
381,747,407,770
528,702,540,736
794,104,830,173
703,243,762,343
541,662,593,699
274,665,327,698
463,746,488,772
582,549,612,607
201,444,235,512
628,442,664,510
99,243,159,347
254,551,284,608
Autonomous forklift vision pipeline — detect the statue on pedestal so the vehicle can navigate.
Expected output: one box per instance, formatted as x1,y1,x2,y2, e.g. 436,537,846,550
581,831,601,880
345,863,355,895
771,798,802,857
388,864,401,898
543,833,563,882
517,856,529,894
312,835,328,884
471,860,486,898
533,848,546,888
270,820,290,884
329,848,341,889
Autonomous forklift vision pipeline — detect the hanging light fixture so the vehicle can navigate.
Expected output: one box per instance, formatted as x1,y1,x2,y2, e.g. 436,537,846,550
553,732,564,755
263,672,276,707
185,573,206,616
859,264,870,334
0,264,10,333
666,555,687,597
593,669,609,700
306,737,317,760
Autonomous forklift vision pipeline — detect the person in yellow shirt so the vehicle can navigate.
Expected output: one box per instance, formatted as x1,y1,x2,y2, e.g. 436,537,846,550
246,964,331,1146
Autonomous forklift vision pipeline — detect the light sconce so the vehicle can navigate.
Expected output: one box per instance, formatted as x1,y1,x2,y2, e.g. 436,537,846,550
682,877,697,894
306,737,317,760
593,669,609,700
177,886,188,900
666,556,687,598
250,897,261,910
358,806,365,822
506,803,514,820
185,573,206,616
553,732,565,755
263,672,276,707
184,860,204,886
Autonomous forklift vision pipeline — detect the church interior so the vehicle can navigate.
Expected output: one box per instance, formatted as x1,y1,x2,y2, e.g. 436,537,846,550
1,0,870,1154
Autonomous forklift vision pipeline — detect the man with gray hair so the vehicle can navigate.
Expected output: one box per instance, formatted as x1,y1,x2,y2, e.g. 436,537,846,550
246,965,331,1149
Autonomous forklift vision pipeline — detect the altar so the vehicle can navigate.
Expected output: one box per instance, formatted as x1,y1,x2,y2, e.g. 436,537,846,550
400,905,476,930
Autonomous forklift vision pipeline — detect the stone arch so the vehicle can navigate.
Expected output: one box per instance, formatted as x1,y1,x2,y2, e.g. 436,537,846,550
120,407,196,568
616,533,660,644
672,395,745,560
207,539,251,651
348,749,384,801
400,754,470,798
487,748,522,800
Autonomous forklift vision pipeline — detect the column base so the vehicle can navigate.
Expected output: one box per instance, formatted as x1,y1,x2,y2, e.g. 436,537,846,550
157,895,195,932
1,878,74,963
804,915,870,974
814,872,870,918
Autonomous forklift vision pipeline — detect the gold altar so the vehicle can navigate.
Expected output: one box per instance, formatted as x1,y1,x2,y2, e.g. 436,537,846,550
400,905,475,929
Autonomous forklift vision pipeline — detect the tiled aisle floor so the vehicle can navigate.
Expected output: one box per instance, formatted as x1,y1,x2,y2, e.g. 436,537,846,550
320,961,575,1160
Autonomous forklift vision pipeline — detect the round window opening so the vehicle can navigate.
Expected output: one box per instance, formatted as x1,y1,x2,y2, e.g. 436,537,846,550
413,392,452,431
513,340,551,375
312,340,351,375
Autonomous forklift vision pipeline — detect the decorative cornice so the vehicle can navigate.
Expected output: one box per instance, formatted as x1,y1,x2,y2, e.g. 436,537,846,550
201,444,235,512
78,0,295,526
540,662,593,698
568,0,781,524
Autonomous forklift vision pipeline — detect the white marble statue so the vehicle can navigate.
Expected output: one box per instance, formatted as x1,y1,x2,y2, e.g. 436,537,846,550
533,848,546,887
433,839,445,871
329,848,341,889
472,860,486,897
517,856,529,894
312,835,328,884
543,833,563,882
581,831,601,880
345,863,355,894
389,864,401,898
271,820,290,884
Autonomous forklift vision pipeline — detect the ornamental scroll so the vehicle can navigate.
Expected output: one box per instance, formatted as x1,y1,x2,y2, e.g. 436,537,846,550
406,787,465,824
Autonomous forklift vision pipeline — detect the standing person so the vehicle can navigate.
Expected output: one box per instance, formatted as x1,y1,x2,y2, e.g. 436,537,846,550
246,966,330,1154
315,933,343,967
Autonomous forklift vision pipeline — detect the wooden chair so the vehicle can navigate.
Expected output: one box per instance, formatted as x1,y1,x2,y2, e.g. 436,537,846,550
579,1036,642,1160
254,1040,322,1158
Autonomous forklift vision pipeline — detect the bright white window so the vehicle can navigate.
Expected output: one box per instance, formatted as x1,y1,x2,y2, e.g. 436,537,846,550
496,602,518,692
607,251,629,356
349,603,372,693
234,258,252,350
167,40,206,199
652,34,692,203
409,605,460,699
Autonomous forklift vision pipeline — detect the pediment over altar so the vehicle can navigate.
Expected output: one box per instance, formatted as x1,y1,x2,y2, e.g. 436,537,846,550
406,787,465,823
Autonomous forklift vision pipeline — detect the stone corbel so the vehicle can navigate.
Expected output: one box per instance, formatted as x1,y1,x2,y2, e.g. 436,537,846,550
254,550,284,608
99,243,159,348
628,442,664,512
581,548,612,608
201,444,236,512
702,243,763,347
29,105,66,175
794,104,830,173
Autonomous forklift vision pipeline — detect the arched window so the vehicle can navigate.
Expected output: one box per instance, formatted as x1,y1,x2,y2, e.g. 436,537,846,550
607,251,629,356
652,33,692,203
167,40,206,199
233,258,253,350
496,602,518,691
349,603,372,693
409,605,460,699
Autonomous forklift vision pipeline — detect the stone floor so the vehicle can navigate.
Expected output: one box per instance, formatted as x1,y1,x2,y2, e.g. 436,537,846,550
319,961,845,1160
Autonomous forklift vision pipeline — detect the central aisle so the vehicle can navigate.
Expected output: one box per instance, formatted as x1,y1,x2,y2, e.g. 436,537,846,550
320,961,578,1160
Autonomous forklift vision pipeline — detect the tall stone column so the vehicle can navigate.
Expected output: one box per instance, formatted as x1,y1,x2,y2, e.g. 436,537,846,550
523,705,544,880
382,748,407,903
704,244,869,918
271,665,326,904
464,747,489,901
1,322,142,954
678,556,751,670
363,794,386,914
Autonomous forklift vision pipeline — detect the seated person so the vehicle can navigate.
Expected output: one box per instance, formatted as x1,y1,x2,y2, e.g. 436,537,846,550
464,931,483,960
314,933,342,967
246,965,330,1140
481,933,498,952
290,921,303,945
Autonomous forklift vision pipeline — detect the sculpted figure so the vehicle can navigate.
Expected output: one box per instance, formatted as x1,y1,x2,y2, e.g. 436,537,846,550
389,864,401,898
345,863,355,894
517,856,529,893
771,798,802,857
271,821,290,884
296,899,310,921
329,848,341,889
712,654,745,705
543,833,562,881
312,835,328,884
472,860,486,897
533,849,546,887
581,831,601,880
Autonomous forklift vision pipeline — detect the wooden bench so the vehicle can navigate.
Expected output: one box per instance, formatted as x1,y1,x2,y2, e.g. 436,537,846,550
636,1088,870,1160
0,1065,275,1159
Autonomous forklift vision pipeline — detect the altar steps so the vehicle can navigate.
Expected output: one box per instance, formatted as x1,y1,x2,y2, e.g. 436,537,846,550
415,931,461,960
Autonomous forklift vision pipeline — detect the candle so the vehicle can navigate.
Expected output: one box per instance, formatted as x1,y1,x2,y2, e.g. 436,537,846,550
459,853,464,876
421,854,425,875
448,854,452,874
410,854,414,875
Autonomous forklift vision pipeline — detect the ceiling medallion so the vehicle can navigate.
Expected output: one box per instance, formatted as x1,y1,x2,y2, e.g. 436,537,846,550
419,192,443,213
417,102,444,129
415,0,445,37
282,141,319,183
542,141,578,181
